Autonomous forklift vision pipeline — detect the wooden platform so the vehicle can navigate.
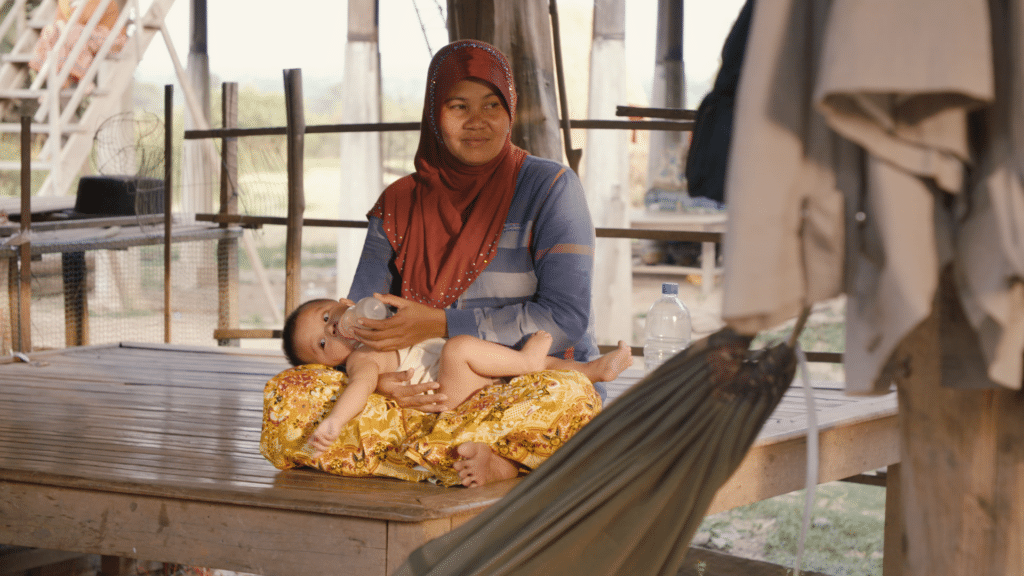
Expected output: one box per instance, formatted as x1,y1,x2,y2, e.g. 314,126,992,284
0,343,899,575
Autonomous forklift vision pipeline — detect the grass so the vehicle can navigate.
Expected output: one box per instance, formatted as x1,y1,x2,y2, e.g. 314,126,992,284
696,481,886,576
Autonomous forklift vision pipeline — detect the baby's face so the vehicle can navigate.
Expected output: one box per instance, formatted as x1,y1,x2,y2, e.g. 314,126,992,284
294,298,359,366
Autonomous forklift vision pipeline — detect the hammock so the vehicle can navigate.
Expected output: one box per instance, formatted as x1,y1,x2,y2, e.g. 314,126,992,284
397,326,798,576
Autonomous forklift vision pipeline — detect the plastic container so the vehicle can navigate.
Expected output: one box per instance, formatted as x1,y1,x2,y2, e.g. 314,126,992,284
342,296,392,335
643,282,692,374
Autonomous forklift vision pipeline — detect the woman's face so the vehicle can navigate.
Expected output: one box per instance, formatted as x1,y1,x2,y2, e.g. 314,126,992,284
439,79,511,166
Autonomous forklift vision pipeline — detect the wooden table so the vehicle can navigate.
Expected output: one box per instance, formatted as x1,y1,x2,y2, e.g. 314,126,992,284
630,210,726,296
0,216,240,347
0,344,899,575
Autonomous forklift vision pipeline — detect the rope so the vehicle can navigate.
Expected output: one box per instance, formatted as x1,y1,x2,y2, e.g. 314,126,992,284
793,340,820,576
787,305,813,348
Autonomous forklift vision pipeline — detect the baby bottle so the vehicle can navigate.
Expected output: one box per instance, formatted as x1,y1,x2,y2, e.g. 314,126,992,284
342,296,392,335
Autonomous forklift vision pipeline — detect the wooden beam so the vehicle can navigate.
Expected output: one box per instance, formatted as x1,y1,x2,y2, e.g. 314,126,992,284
183,119,688,140
213,328,281,340
616,105,697,120
2,482,390,576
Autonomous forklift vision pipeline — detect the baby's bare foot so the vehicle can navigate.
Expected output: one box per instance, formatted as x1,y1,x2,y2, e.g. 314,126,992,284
521,330,554,371
453,442,518,487
583,340,634,383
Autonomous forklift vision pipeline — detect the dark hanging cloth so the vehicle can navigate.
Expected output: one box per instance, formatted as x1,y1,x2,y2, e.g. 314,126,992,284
684,0,755,204
396,327,796,576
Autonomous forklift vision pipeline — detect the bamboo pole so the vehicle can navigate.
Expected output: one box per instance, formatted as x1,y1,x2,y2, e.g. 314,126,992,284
283,69,305,317
163,85,173,344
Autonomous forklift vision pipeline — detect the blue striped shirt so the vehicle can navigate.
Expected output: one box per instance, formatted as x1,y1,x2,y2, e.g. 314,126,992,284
349,156,602,395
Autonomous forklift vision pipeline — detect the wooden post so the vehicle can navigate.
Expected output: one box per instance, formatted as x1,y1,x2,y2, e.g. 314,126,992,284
645,0,688,196
163,85,173,344
583,0,632,349
181,0,215,289
890,271,1024,574
17,115,31,353
217,82,240,346
447,0,562,162
283,69,305,317
335,0,382,299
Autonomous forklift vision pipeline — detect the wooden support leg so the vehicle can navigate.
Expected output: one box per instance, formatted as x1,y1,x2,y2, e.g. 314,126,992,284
386,514,476,575
883,463,902,576
700,240,715,297
98,556,132,576
62,252,88,347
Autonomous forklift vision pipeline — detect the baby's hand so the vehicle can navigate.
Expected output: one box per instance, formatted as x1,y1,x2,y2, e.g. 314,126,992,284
307,418,343,457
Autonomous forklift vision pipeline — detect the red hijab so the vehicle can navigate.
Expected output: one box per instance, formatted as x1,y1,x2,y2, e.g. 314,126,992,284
369,40,528,308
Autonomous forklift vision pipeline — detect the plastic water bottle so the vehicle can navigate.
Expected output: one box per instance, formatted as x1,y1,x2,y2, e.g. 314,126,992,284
342,296,392,334
643,282,692,374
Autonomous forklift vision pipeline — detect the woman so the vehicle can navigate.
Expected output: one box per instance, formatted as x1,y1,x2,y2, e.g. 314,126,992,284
349,39,601,397
262,40,604,487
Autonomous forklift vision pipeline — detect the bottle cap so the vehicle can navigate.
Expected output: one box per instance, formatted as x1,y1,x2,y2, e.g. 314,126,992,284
661,282,679,295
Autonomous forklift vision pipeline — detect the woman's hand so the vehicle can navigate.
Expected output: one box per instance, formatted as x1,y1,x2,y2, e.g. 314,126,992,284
376,369,448,413
353,293,447,351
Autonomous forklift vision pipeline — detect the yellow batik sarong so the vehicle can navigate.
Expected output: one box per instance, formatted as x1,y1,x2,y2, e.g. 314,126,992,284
260,366,601,486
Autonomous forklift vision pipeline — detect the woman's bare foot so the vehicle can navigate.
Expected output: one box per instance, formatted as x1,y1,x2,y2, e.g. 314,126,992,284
453,442,519,487
580,340,634,383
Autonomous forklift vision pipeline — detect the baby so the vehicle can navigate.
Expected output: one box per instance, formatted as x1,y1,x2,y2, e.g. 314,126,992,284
283,295,633,458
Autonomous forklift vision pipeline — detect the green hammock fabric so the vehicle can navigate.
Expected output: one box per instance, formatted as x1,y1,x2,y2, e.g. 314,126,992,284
397,327,797,576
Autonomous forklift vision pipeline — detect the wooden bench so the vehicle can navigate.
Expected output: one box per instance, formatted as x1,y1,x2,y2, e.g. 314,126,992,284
629,210,726,297
0,343,899,575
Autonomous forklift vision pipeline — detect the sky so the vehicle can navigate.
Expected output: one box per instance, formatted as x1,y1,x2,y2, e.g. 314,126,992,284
134,0,747,108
